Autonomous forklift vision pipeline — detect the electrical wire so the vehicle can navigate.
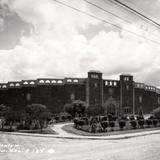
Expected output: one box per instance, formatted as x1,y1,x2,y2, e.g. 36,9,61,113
53,0,160,45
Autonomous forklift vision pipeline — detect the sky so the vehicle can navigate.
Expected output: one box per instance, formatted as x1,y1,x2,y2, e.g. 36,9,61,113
0,0,160,86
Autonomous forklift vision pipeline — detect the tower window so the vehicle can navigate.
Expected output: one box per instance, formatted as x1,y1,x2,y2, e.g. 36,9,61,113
126,85,129,90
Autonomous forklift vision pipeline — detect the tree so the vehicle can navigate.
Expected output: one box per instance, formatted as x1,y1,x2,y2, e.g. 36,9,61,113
101,121,108,132
26,104,51,131
86,105,104,116
153,107,160,119
119,120,126,130
130,120,137,129
109,121,115,131
138,119,145,128
64,100,86,117
0,104,9,130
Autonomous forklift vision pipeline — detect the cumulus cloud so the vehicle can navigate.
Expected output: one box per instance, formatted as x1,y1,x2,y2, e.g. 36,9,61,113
0,0,160,86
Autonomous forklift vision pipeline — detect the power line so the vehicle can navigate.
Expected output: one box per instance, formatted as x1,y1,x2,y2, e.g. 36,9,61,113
83,0,131,23
126,0,160,23
108,0,160,30
52,0,160,46
84,0,160,40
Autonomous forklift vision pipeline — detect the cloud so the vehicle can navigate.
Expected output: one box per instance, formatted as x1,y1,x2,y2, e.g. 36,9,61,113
0,0,160,87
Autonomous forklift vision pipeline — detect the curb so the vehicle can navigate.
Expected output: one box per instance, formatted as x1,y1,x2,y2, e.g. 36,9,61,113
0,129,160,140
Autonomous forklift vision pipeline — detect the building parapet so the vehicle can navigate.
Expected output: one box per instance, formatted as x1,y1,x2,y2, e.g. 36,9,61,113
37,78,64,85
104,80,118,87
64,78,85,84
0,83,8,90
21,80,37,87
8,81,22,88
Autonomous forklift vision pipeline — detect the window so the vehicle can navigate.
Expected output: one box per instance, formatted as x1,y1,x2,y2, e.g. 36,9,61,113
114,81,117,86
94,82,97,88
139,96,142,103
158,97,160,104
23,81,28,85
67,79,72,82
91,74,98,79
126,85,129,90
15,83,20,86
45,80,50,83
10,83,14,87
73,79,78,83
39,80,44,83
109,81,112,86
30,81,35,85
51,80,56,83
124,107,130,114
2,85,7,88
57,80,62,83
70,93,75,101
105,81,108,85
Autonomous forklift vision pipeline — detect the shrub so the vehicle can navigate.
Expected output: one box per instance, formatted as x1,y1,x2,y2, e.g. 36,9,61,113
109,121,115,131
112,115,117,121
130,120,137,129
54,116,60,122
153,119,158,127
81,117,89,125
136,115,144,120
108,114,113,121
100,116,108,122
61,115,66,121
101,121,108,132
73,118,78,128
129,115,135,121
90,123,96,133
118,120,126,130
146,119,152,127
67,115,72,121
153,107,160,119
138,119,145,128
77,120,85,129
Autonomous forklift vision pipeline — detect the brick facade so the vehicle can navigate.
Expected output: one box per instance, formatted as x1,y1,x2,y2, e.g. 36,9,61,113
0,70,160,114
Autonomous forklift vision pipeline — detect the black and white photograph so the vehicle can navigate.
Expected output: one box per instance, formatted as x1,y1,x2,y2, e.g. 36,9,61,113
0,0,160,159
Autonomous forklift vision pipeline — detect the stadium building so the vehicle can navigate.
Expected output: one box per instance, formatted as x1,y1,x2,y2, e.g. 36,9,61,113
0,70,160,115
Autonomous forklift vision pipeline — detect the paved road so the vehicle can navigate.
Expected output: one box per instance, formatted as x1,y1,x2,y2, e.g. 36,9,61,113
0,123,160,160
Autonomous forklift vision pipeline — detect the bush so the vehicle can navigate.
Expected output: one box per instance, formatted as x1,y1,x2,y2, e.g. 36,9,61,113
109,121,115,131
61,115,66,121
108,114,113,121
146,119,152,127
100,116,108,122
73,118,79,128
153,119,158,127
81,117,89,125
54,116,60,122
130,120,137,129
153,107,160,119
136,115,144,120
67,115,72,121
77,120,85,129
129,115,135,121
118,120,126,130
138,119,145,128
101,121,108,132
90,123,96,133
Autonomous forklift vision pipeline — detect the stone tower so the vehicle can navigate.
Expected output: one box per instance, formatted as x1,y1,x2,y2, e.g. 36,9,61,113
86,70,103,107
120,74,134,115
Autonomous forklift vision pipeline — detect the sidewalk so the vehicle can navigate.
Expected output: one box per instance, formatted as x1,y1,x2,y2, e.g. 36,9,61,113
50,122,160,140
0,122,160,140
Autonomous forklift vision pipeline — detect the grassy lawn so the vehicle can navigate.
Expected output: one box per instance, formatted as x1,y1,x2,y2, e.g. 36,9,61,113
17,127,57,134
63,123,160,136
0,125,57,135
